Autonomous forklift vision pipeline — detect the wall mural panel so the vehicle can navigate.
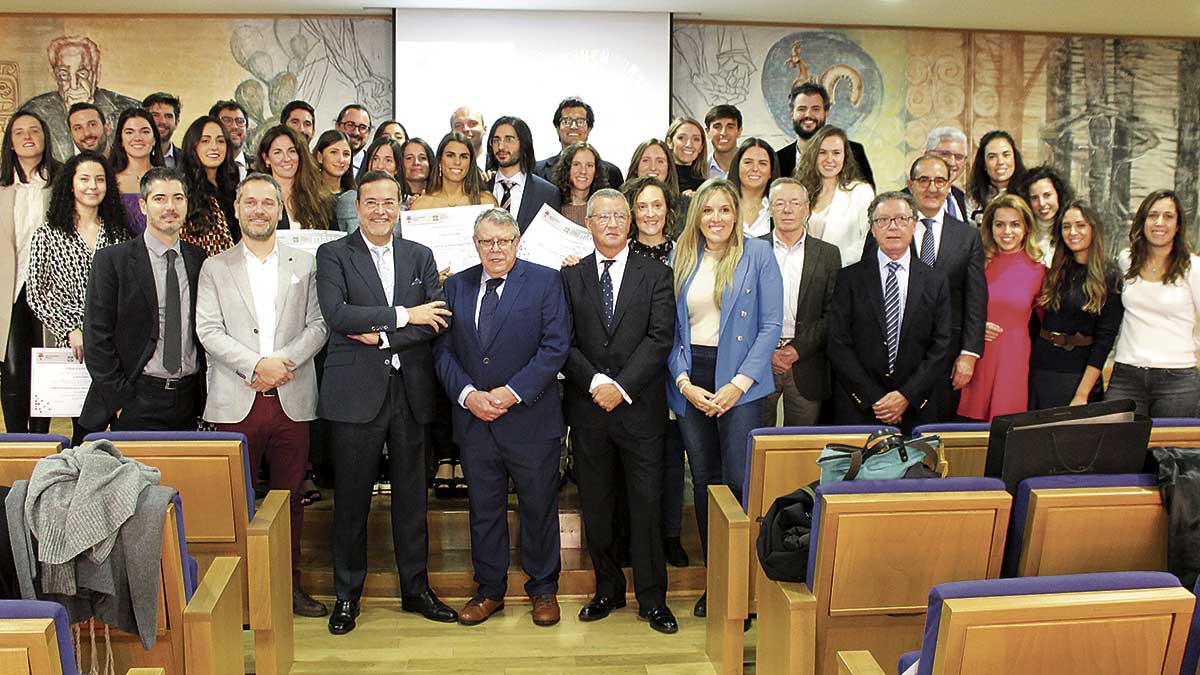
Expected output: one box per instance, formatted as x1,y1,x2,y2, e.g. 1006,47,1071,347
673,21,1200,249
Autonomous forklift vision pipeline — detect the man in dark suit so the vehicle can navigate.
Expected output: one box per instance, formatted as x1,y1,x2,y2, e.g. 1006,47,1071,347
485,115,561,233
80,168,206,442
757,178,842,427
775,82,874,187
315,172,458,635
434,208,571,627
533,98,624,187
561,189,677,634
925,127,971,222
827,191,952,433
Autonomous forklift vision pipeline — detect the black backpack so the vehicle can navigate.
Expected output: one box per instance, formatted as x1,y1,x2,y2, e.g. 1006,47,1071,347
756,483,817,583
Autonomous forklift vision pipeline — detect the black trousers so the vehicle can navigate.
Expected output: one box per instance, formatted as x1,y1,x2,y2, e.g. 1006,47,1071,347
572,423,668,608
331,368,429,601
109,373,201,433
1,289,49,434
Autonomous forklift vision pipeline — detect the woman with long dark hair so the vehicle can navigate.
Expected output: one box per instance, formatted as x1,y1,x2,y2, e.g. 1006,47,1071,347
726,138,779,237
0,111,57,433
374,120,408,144
1016,165,1073,264
255,125,335,230
966,129,1026,226
111,107,164,236
27,151,129,442
1105,190,1200,416
409,133,497,210
796,125,873,267
552,142,607,225
1029,200,1122,409
313,130,357,232
355,136,403,185
178,115,238,256
399,137,434,208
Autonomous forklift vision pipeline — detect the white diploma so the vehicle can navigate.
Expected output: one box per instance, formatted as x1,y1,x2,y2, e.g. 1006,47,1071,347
401,205,490,274
274,229,346,256
30,348,92,418
517,204,595,269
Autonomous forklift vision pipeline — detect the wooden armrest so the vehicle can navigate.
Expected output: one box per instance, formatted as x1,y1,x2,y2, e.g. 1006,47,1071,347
757,577,818,675
247,490,294,675
837,651,887,675
127,669,168,675
184,556,245,675
708,485,750,620
775,579,817,610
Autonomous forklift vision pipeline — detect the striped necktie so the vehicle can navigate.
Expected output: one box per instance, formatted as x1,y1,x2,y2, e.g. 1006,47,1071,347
920,219,937,266
499,179,515,213
884,261,901,373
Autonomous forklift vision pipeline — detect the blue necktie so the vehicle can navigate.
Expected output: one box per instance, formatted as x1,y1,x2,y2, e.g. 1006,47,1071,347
884,261,901,373
945,194,960,221
477,277,504,345
600,260,615,329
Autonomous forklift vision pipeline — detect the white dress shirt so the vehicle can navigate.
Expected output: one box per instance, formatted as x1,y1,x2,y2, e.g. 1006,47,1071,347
913,205,946,261
360,231,411,368
772,231,806,340
707,153,729,180
877,248,911,343
242,244,279,356
492,170,526,218
743,197,772,238
589,246,632,404
458,269,522,407
234,152,249,181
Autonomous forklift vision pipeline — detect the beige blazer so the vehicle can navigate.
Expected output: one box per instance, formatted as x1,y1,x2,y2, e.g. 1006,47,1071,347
195,241,328,423
0,185,50,361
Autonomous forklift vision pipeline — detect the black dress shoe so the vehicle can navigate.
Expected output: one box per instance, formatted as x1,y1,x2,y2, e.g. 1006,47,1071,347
664,537,689,567
639,605,679,634
327,599,360,635
693,593,706,618
401,590,458,623
578,595,626,622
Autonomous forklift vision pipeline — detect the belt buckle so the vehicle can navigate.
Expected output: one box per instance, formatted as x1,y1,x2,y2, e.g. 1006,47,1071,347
164,378,179,391
1047,331,1074,351
261,388,278,397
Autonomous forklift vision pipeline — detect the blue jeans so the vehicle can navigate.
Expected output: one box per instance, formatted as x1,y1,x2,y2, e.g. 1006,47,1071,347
1104,362,1200,417
677,345,763,559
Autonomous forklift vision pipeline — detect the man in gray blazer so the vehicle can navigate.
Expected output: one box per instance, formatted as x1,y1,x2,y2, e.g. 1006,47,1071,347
195,172,329,617
758,177,842,426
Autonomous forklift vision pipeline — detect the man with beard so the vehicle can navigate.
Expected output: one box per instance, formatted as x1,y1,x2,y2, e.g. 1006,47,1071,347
775,82,874,187
143,92,181,168
335,104,373,173
281,100,316,143
209,100,252,179
67,102,109,155
485,116,560,233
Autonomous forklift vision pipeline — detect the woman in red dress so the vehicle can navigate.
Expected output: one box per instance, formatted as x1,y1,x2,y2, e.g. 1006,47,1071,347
958,194,1047,421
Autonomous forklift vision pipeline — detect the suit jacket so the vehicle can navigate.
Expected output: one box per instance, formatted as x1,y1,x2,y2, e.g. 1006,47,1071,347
0,184,49,360
195,241,328,424
757,232,841,400
315,230,443,424
535,154,624,190
948,186,969,223
666,237,784,415
487,173,562,233
434,259,571,446
863,213,987,355
561,251,674,436
826,253,953,427
776,138,875,188
80,236,207,429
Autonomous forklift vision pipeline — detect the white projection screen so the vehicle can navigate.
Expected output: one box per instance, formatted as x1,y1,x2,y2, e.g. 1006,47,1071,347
393,9,672,173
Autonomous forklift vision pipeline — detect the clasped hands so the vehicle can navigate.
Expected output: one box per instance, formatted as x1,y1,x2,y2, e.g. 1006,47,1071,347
250,356,295,391
872,391,909,425
466,387,518,422
349,300,453,344
681,381,744,417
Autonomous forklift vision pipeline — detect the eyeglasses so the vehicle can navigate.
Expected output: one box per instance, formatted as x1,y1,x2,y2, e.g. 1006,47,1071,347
476,237,517,250
872,215,915,229
913,177,950,189
341,122,371,134
591,212,629,225
219,116,247,128
362,198,398,211
559,117,589,128
933,149,966,163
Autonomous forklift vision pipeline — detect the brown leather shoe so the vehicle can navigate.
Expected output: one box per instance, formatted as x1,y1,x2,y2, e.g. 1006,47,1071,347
293,588,328,618
531,594,560,626
458,596,504,625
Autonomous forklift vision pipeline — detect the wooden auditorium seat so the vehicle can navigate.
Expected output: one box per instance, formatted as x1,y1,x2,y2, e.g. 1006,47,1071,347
705,485,751,675
837,571,1194,675
81,431,291,675
756,478,1011,675
743,426,897,610
0,434,71,488
1150,417,1200,447
1005,473,1167,578
910,423,989,478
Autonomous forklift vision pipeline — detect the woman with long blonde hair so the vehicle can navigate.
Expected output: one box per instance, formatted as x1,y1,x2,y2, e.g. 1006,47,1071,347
668,178,782,618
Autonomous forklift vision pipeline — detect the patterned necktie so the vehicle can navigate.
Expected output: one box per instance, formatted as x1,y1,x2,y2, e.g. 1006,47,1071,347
600,260,616,329
163,249,181,374
920,219,937,266
477,277,504,345
884,261,901,373
945,194,960,221
373,246,393,305
499,179,515,213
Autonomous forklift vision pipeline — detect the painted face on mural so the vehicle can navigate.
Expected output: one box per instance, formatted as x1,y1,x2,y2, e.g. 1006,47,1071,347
52,44,98,107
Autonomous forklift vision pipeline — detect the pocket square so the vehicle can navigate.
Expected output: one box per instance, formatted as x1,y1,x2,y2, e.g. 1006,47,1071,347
411,277,423,286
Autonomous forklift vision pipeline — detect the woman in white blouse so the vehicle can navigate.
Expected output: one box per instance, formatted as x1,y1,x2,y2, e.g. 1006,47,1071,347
725,138,778,238
0,111,57,433
1105,190,1200,416
795,125,873,267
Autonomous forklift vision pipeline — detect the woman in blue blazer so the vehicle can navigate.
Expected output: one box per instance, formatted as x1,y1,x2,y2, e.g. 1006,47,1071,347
669,178,782,616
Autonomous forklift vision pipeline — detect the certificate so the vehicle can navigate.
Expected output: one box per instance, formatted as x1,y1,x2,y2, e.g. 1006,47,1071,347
30,348,92,418
516,204,595,269
275,229,346,256
401,205,489,274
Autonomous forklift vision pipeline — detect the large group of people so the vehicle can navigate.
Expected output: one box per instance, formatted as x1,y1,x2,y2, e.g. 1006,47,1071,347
2,78,1196,640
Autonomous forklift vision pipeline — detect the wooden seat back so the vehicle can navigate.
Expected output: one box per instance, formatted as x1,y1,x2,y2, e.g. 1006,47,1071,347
705,485,750,675
0,439,68,489
0,618,62,675
912,424,990,477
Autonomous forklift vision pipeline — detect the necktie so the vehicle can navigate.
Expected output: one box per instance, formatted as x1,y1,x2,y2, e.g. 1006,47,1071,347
600,260,616,329
920,219,937,266
884,261,901,373
477,277,504,345
945,194,960,221
163,249,181,374
373,246,393,305
499,179,515,213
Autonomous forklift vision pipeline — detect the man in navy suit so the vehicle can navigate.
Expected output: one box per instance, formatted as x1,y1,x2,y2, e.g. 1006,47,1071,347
485,116,562,233
434,208,571,627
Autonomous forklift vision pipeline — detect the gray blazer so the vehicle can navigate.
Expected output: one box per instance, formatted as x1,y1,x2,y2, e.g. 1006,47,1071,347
196,241,327,423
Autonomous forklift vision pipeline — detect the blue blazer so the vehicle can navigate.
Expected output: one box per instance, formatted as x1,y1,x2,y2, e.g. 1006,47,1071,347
667,236,784,415
434,258,571,446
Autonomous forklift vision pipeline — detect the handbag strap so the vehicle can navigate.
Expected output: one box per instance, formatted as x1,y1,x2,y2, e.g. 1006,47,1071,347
842,449,865,481
905,437,942,473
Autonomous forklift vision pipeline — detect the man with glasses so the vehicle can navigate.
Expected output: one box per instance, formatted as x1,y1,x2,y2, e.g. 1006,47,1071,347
434,208,571,628
561,189,678,633
533,97,624,187
925,127,971,221
827,191,952,433
315,172,458,635
209,100,252,179
335,103,373,172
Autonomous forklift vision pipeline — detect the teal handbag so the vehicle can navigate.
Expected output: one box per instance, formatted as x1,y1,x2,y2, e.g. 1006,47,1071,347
816,431,943,484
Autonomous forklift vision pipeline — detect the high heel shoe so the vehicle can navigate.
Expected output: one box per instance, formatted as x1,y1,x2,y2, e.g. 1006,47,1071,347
452,462,468,498
433,459,455,499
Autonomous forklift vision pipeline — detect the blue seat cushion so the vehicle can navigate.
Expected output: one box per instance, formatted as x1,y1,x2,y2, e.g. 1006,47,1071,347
743,425,897,511
0,599,78,675
897,650,920,674
911,422,990,435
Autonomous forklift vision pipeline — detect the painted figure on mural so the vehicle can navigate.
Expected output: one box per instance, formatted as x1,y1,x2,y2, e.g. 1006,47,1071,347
18,36,140,162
